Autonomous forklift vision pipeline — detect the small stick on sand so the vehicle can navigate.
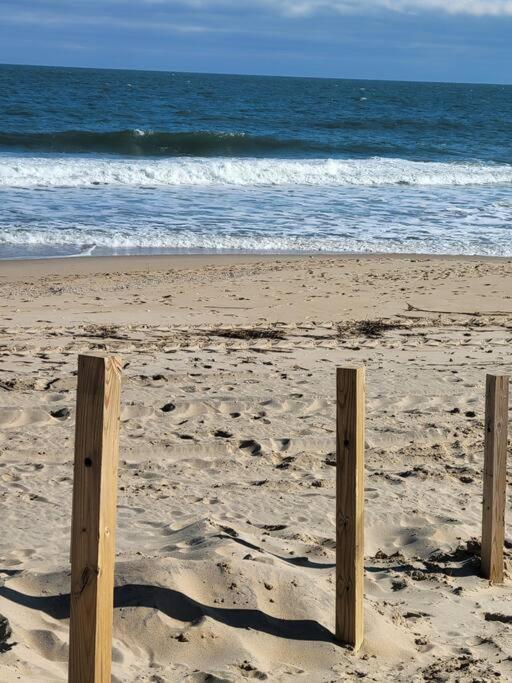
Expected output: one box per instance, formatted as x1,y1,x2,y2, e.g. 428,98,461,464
406,302,511,317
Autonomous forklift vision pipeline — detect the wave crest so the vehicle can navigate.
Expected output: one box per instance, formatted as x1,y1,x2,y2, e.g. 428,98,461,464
0,155,511,188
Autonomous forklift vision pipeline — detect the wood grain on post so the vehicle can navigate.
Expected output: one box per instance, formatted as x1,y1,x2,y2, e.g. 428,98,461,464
481,372,509,584
336,366,365,651
69,354,122,683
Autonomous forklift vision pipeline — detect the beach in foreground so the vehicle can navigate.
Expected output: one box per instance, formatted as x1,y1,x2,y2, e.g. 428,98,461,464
1,253,512,681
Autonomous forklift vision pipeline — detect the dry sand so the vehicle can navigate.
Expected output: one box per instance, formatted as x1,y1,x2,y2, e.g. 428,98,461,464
0,252,512,682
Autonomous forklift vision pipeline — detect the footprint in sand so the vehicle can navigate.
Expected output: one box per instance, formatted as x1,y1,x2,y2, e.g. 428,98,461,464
50,407,70,420
239,439,262,456
0,408,53,429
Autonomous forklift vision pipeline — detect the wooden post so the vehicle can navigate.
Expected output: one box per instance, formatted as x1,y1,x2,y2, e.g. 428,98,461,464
69,354,122,683
336,366,365,651
481,372,509,583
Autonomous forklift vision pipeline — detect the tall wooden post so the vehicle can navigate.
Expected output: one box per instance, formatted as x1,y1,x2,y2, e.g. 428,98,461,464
336,366,365,651
69,354,122,683
481,372,509,583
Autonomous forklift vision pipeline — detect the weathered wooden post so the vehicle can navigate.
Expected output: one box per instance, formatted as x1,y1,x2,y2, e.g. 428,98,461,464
481,372,509,583
69,354,122,682
336,366,365,651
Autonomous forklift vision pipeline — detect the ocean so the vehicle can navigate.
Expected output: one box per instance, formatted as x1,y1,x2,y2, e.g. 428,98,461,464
1,63,511,259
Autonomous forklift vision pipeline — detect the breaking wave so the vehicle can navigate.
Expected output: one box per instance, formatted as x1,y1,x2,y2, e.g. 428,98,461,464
1,155,511,188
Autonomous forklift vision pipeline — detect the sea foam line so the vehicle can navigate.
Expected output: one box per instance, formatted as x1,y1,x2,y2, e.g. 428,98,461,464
2,227,512,258
1,155,512,188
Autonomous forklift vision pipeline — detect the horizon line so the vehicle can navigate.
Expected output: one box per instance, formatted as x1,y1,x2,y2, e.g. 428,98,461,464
0,60,510,88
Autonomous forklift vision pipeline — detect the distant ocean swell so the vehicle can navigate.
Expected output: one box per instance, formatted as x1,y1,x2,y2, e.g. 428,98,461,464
2,155,512,188
0,127,501,159
0,129,316,156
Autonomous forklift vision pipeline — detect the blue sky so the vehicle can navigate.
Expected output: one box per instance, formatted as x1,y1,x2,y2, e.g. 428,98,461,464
1,1,512,83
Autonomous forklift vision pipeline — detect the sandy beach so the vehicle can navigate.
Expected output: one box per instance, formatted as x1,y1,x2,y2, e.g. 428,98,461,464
1,252,512,681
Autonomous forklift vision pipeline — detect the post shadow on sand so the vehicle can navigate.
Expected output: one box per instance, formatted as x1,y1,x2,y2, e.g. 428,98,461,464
0,582,335,644
214,528,336,570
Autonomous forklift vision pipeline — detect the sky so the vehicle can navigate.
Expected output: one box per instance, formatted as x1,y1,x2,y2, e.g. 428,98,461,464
1,1,512,83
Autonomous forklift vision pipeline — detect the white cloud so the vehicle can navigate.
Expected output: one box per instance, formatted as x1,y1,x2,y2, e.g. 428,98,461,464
7,0,512,23
269,0,512,16
144,0,512,17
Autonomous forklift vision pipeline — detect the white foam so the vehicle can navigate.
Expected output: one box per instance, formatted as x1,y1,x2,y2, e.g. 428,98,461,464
1,155,511,188
2,223,511,258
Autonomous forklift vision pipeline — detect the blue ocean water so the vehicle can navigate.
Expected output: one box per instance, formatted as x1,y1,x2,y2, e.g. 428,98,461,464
1,63,512,258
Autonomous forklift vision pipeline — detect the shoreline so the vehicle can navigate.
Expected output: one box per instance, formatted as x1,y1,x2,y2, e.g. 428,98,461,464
1,250,511,280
